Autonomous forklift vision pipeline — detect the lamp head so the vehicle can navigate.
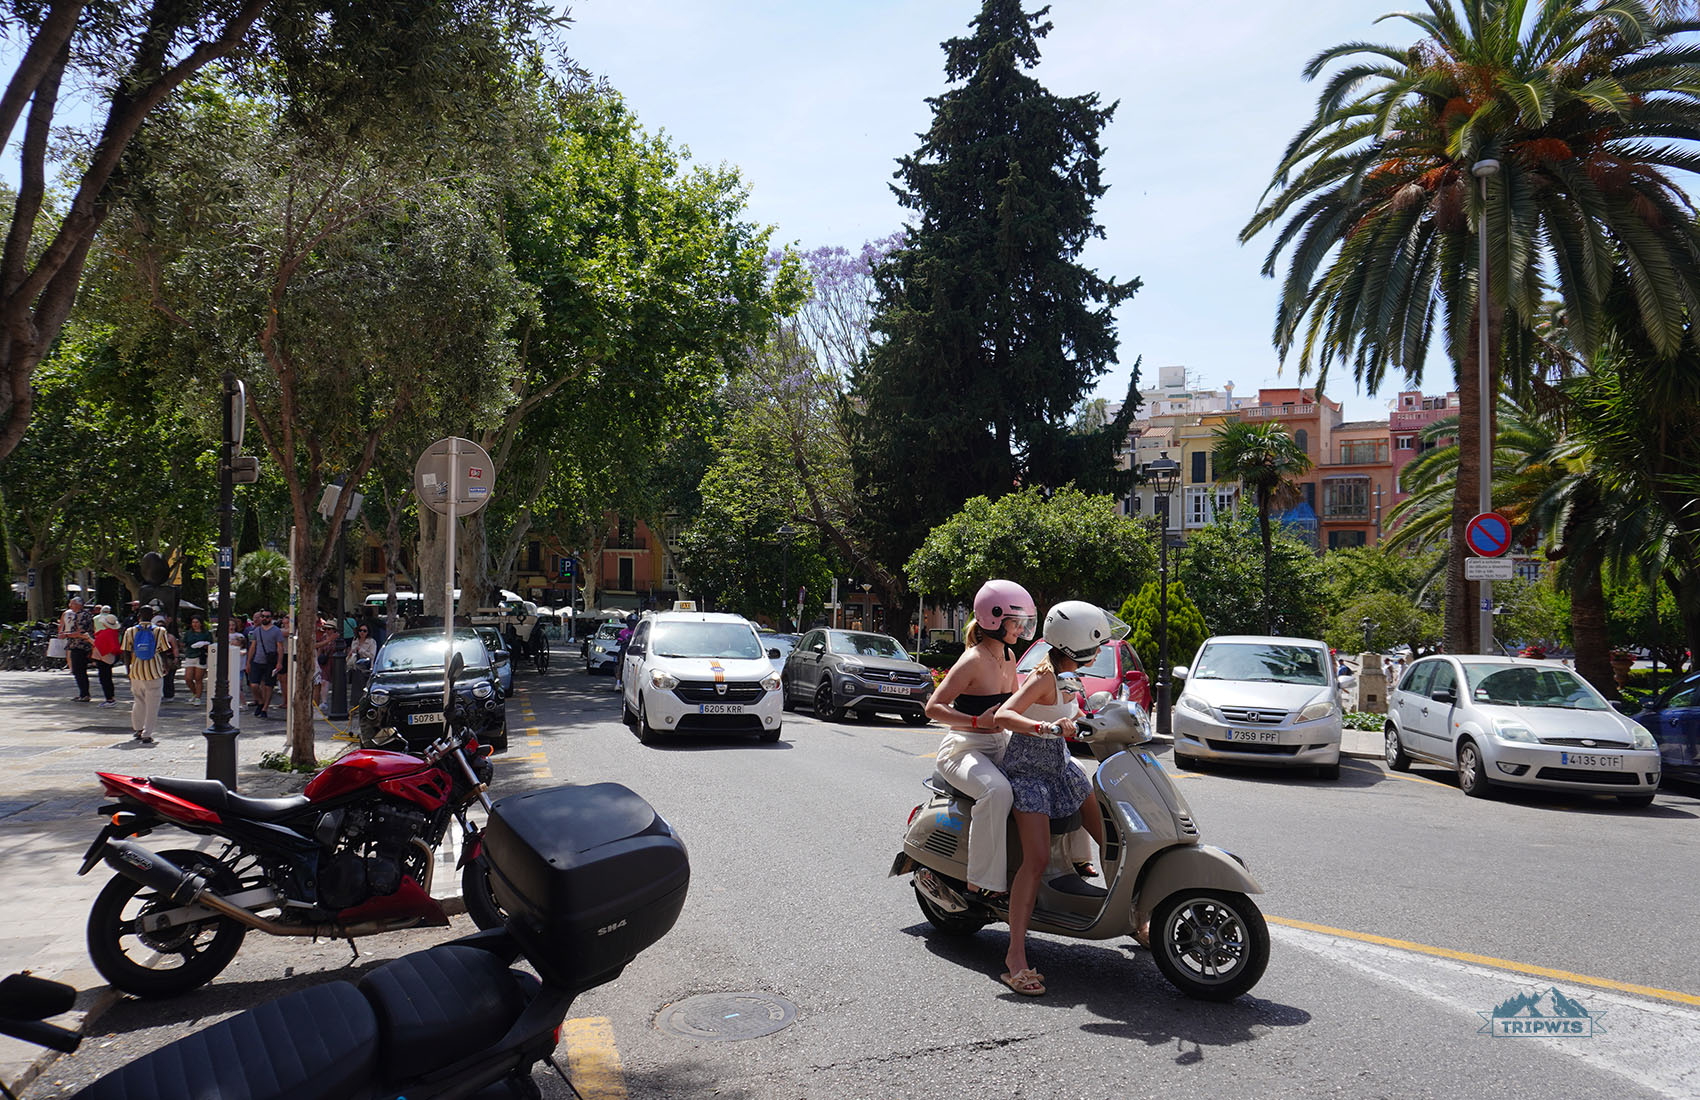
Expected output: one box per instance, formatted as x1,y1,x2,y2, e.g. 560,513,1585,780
1472,158,1501,178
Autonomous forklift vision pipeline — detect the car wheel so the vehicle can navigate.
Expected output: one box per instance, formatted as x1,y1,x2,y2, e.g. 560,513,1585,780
902,711,930,726
1172,751,1199,770
759,724,781,743
781,678,795,712
637,693,660,745
487,721,508,755
1456,739,1492,798
1316,762,1341,781
815,683,840,722
1617,793,1655,807
1384,724,1412,772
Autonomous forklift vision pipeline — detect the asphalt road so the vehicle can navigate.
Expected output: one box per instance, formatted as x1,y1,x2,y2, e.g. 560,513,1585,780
31,666,1700,1099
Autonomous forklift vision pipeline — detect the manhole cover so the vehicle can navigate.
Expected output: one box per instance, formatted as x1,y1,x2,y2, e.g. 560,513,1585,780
655,992,798,1041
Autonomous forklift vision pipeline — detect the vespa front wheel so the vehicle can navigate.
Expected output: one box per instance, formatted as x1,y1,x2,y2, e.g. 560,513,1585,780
1147,888,1269,1002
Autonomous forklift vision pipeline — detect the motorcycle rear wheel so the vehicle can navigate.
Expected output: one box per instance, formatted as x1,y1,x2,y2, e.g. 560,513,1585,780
87,848,248,999
1147,888,1269,1002
914,886,988,936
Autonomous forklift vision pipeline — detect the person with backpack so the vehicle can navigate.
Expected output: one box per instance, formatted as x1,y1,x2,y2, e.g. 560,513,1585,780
123,615,170,745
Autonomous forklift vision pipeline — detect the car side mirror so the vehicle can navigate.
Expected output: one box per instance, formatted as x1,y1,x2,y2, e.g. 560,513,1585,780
1172,666,1188,682
767,648,781,659
492,652,509,666
1432,688,1456,705
811,643,825,653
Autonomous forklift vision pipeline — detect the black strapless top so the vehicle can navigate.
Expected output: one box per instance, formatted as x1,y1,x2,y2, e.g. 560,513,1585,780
954,692,1012,717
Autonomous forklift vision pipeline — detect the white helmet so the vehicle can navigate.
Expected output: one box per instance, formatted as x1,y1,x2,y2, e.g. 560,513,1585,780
1042,601,1129,663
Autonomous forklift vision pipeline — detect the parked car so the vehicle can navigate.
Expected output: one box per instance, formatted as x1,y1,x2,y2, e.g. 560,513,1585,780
1170,635,1344,780
758,632,800,675
620,611,783,743
1385,656,1661,805
1016,638,1151,727
584,620,624,674
473,625,514,696
782,628,932,724
358,628,508,754
1629,670,1700,787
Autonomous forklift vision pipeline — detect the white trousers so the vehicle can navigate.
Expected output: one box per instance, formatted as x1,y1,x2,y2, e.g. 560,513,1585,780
935,748,1014,893
130,676,163,739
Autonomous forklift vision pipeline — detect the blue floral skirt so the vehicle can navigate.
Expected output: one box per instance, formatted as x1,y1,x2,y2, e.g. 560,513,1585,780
1002,732,1091,817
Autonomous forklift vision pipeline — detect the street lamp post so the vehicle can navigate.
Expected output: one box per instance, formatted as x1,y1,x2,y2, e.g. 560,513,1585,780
1147,452,1181,739
1473,157,1500,656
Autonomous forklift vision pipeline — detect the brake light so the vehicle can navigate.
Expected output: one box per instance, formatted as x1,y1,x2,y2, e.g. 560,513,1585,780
907,805,921,825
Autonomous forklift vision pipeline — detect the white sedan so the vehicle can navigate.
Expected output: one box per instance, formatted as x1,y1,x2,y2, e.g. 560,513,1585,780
1384,656,1660,806
1170,635,1344,780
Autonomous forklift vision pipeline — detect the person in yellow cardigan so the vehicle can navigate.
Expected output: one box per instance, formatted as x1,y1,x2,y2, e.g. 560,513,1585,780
123,616,169,745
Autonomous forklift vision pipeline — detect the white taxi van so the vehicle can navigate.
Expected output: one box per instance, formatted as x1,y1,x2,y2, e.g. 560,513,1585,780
620,610,784,743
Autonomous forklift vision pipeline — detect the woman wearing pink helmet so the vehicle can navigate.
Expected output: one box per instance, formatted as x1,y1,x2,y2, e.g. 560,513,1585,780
922,579,1038,901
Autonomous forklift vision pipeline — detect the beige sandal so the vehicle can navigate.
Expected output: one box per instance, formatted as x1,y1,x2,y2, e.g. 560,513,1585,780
999,968,1046,996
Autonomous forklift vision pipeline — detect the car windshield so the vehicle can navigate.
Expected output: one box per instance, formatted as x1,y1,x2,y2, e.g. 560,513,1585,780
828,631,908,660
375,635,490,674
651,622,762,660
594,623,623,639
1191,642,1327,685
761,634,798,657
1465,665,1607,710
1016,639,1118,679
474,628,504,652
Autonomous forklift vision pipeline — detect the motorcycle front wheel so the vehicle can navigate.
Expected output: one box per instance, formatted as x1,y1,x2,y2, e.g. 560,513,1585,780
1147,888,1269,1002
87,848,248,998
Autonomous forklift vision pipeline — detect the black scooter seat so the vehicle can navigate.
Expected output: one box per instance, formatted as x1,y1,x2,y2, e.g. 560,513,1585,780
147,776,311,822
359,943,535,1082
73,980,379,1100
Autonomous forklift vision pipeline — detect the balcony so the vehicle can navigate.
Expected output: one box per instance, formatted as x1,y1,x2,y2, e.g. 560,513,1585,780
1321,506,1370,520
1242,404,1315,419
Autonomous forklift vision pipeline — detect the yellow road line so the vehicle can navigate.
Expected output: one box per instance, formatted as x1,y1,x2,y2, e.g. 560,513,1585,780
561,1017,627,1098
915,751,937,759
1268,915,1700,1007
532,768,552,778
525,751,547,760
1341,760,1453,789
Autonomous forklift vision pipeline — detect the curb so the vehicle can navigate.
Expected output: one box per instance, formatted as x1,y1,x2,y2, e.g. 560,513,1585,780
16,892,470,1093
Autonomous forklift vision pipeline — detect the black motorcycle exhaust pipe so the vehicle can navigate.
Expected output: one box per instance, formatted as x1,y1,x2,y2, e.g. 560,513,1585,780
101,840,207,905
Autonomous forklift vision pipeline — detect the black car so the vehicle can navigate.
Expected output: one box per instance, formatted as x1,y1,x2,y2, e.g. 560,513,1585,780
358,628,508,753
781,628,933,724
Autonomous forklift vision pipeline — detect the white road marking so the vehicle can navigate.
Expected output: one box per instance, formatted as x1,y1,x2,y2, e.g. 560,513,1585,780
1273,923,1700,1098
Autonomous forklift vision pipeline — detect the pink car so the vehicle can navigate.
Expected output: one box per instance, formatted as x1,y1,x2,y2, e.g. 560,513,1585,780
1016,638,1152,739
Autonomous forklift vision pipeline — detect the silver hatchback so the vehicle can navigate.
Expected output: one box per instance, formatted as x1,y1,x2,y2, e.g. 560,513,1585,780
1384,656,1661,805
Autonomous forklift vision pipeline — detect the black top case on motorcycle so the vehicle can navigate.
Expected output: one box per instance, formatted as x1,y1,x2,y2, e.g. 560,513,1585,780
480,781,691,993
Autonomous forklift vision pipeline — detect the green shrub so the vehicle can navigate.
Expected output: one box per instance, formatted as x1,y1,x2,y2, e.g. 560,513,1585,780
1342,711,1385,731
1121,580,1209,674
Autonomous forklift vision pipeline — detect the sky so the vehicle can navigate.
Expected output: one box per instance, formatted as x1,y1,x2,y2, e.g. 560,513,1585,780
562,0,1428,423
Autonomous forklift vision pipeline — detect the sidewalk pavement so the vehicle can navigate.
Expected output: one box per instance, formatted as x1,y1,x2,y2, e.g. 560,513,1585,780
0,667,468,1095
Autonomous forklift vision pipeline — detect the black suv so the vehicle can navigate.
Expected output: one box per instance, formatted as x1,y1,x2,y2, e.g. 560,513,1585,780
358,628,509,753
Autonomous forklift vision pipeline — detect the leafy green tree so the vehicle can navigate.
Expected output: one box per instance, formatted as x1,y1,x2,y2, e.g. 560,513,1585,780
1244,0,1700,654
234,550,290,614
852,0,1140,593
1120,580,1209,674
0,0,556,463
1494,574,1569,654
1604,578,1685,666
1210,421,1314,633
905,486,1154,618
1320,545,1441,610
1179,513,1330,640
1326,590,1441,657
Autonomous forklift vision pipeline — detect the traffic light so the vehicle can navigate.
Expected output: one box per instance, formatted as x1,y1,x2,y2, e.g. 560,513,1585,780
226,378,261,484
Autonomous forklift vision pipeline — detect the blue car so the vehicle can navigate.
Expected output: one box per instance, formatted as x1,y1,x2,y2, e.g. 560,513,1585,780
474,626,514,696
1631,671,1700,786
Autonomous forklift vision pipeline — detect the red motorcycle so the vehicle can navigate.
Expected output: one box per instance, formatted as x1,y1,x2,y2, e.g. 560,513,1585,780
80,664,505,998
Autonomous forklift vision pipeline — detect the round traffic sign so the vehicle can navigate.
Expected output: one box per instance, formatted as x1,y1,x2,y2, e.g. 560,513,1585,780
1466,512,1511,557
414,437,495,517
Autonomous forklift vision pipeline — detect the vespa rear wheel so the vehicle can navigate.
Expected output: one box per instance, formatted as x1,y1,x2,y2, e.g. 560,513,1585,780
1148,888,1269,1002
914,887,989,936
87,848,248,999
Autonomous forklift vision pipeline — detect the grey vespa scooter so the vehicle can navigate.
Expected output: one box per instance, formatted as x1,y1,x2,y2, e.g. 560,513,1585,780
890,690,1270,1000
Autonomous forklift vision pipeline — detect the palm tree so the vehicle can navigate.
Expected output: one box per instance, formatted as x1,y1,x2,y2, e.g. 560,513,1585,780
1243,0,1700,655
1211,421,1314,634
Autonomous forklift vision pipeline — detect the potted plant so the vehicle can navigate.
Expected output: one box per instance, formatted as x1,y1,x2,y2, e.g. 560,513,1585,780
1609,650,1636,686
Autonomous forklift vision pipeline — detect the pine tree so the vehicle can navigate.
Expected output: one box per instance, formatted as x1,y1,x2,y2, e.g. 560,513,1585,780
851,0,1140,580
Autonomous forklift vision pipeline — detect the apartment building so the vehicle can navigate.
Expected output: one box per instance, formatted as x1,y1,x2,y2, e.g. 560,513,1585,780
1388,389,1459,504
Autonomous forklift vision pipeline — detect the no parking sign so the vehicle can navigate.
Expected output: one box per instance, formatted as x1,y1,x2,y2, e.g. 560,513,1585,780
1465,512,1511,558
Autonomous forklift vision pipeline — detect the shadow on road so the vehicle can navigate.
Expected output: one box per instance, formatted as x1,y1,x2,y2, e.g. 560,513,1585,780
1169,754,1388,790
1396,765,1698,817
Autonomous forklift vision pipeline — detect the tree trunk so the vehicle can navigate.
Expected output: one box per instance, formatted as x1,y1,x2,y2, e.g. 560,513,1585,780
1447,309,1497,655
1569,558,1615,699
1257,488,1273,635
419,509,444,619
287,522,322,768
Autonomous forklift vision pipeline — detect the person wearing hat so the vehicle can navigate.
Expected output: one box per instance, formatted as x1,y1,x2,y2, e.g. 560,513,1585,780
90,607,122,708
122,615,170,745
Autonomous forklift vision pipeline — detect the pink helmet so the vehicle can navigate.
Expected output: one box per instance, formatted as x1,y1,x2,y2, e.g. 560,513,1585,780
973,579,1037,641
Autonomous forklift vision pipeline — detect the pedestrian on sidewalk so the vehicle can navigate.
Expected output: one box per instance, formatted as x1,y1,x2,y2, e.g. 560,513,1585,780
246,610,284,719
182,615,214,705
91,607,122,707
61,596,96,702
123,616,169,745
158,615,182,701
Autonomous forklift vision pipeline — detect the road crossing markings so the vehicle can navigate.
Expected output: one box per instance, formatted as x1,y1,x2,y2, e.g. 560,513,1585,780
560,1017,627,1099
1268,915,1700,1007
